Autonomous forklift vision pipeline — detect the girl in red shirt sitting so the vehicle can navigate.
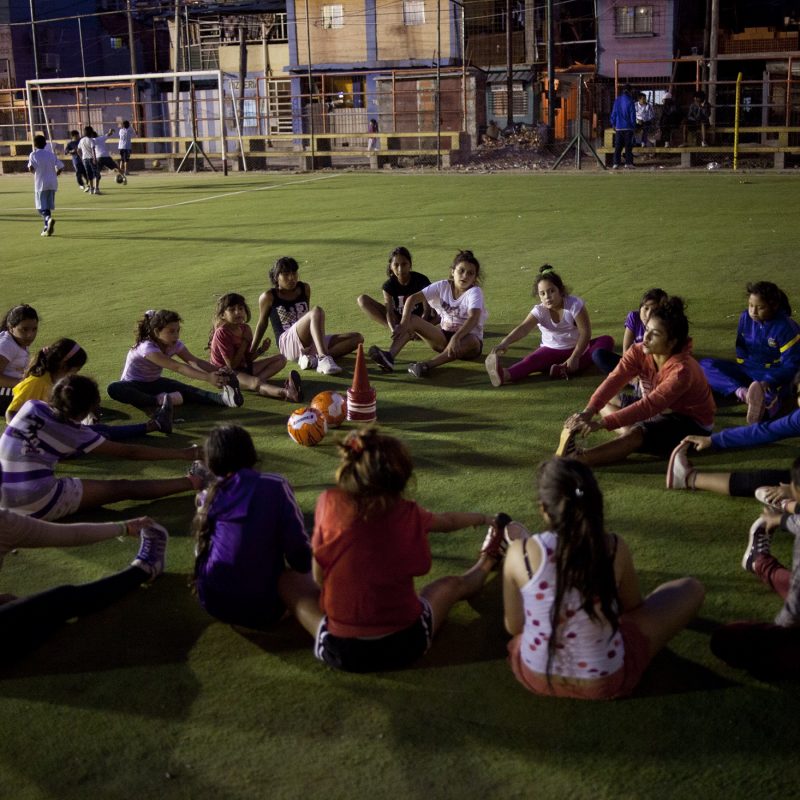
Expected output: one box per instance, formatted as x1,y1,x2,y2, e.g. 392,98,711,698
284,427,508,672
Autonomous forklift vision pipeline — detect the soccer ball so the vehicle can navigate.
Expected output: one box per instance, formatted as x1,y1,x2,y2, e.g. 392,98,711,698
115,173,124,184
310,390,347,428
287,406,327,447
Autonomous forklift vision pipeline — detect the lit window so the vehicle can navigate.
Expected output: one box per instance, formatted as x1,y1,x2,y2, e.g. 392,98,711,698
403,0,426,26
614,5,653,35
322,5,344,29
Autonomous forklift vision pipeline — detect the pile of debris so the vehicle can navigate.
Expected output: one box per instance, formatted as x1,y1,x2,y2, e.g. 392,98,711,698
455,125,560,172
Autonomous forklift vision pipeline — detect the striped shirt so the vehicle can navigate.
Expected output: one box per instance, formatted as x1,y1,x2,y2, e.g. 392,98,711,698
0,400,105,516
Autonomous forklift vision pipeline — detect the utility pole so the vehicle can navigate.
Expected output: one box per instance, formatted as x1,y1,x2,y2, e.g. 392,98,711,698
28,0,39,81
708,0,719,125
506,0,513,129
546,0,554,135
127,0,137,75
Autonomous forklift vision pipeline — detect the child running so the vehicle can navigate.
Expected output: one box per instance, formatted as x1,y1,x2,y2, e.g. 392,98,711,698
359,246,436,341
27,134,63,236
92,127,125,188
209,293,301,403
286,427,508,673
77,126,99,194
0,511,168,664
107,309,243,413
250,256,363,376
556,296,715,466
6,338,172,438
710,458,800,678
0,374,203,521
0,304,39,415
192,424,314,629
700,281,800,424
369,250,487,378
485,265,614,386
503,458,704,699
117,120,134,179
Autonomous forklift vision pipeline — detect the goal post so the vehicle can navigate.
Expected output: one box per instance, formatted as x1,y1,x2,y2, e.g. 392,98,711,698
25,70,227,174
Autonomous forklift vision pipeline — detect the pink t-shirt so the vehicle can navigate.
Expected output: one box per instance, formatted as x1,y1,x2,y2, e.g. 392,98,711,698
120,340,183,382
209,324,252,371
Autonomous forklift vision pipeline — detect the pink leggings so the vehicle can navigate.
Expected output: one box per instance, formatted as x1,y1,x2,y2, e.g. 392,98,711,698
507,336,615,383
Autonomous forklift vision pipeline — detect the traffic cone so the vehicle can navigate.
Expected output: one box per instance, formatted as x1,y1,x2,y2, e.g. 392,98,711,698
347,343,377,422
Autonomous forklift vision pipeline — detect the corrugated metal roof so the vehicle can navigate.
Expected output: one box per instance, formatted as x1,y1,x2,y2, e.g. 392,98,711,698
486,70,535,84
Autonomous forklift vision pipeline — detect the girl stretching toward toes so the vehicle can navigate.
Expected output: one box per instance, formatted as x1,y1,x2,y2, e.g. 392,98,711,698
556,297,715,466
288,427,508,672
369,250,487,378
250,256,363,376
504,458,704,699
359,246,436,341
485,265,613,386
107,309,243,414
700,281,800,424
7,338,172,437
0,375,203,521
209,293,301,403
192,424,314,630
0,511,168,664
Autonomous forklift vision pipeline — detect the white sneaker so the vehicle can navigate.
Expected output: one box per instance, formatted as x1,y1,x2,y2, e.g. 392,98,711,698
82,185,90,193
316,355,342,375
131,523,169,581
298,353,318,371
666,443,694,489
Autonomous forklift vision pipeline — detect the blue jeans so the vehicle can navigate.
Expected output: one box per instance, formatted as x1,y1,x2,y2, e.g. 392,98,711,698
107,376,224,410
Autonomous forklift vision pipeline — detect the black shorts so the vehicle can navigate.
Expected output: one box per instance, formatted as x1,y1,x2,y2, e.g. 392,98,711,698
729,469,792,498
636,413,711,458
119,149,131,163
96,156,117,172
314,598,433,673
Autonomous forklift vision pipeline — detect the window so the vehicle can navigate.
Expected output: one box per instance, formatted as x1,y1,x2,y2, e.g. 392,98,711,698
403,0,426,26
321,5,344,29
490,84,528,116
109,37,125,50
614,5,653,35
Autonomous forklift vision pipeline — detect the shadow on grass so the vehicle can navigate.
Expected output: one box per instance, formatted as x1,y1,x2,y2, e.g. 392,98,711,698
0,574,209,695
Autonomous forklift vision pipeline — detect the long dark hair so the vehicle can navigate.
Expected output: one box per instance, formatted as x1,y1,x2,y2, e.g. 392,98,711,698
1,304,38,333
26,338,87,379
133,309,181,348
50,374,100,422
537,458,620,680
192,425,258,587
386,246,413,277
746,281,791,317
649,295,689,354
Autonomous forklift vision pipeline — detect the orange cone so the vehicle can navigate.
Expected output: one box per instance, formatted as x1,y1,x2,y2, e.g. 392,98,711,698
347,343,377,422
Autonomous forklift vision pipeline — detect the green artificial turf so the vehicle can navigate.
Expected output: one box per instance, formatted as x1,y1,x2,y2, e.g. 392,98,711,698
1,169,799,799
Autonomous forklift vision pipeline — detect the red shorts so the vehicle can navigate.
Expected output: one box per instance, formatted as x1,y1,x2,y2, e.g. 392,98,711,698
507,618,652,700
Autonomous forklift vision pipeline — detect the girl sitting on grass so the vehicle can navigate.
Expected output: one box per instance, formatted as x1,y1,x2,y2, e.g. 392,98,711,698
192,424,314,630
359,246,437,340
556,296,715,466
286,427,508,672
208,293,301,403
0,304,39,415
700,281,800,424
6,337,172,438
503,457,704,700
484,265,613,387
0,374,204,521
107,309,243,414
368,250,487,378
250,256,363,376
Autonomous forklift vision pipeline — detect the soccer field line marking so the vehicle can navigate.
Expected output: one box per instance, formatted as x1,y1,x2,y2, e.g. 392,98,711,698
3,174,338,213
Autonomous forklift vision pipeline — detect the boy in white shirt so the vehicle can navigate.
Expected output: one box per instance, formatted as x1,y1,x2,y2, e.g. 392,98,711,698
93,127,126,188
27,135,63,236
117,120,134,178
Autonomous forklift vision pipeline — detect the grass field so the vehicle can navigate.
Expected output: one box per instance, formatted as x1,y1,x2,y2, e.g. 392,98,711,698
1,168,800,799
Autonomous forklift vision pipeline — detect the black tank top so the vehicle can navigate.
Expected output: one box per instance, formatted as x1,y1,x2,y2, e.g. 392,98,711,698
268,284,310,341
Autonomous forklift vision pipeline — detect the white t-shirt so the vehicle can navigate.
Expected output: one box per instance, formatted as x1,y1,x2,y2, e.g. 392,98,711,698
27,149,63,193
118,127,133,149
93,134,111,158
0,330,30,380
77,136,95,160
531,294,584,350
422,280,487,340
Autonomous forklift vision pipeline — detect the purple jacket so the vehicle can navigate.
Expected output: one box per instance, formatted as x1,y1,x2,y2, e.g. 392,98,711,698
196,468,311,628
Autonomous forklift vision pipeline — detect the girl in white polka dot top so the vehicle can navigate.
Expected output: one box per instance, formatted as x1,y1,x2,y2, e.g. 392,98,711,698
502,458,704,700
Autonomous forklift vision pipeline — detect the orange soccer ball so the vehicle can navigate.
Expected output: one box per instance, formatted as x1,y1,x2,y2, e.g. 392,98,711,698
310,390,347,428
287,406,327,446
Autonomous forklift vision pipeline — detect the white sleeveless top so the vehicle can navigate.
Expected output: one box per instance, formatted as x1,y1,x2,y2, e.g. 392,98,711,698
519,532,624,679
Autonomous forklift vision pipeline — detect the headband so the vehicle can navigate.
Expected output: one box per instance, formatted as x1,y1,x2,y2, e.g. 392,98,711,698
65,342,82,360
